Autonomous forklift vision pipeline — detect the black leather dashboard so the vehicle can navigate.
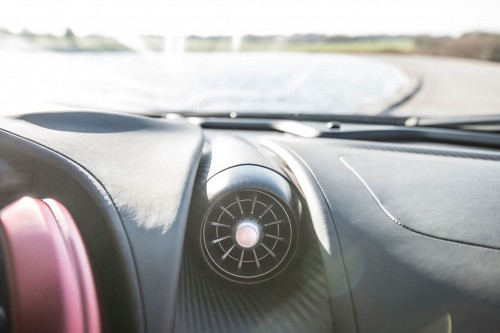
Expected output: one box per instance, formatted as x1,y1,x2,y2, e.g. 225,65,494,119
0,111,203,333
265,138,500,332
1,110,500,333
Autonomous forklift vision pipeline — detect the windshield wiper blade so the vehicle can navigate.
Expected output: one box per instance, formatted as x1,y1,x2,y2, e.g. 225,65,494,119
191,116,500,149
162,109,500,133
163,110,411,126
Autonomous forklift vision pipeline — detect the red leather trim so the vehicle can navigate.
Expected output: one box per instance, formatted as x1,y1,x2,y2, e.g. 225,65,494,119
0,197,100,333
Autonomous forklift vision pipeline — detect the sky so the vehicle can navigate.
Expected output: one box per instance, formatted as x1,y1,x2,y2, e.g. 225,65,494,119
1,0,499,37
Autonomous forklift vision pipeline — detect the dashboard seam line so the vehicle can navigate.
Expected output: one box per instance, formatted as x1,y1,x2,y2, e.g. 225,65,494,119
339,155,500,251
338,156,403,226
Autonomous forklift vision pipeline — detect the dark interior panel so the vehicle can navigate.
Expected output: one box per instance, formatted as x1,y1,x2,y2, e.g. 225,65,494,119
175,213,333,333
270,138,500,332
1,110,500,333
174,134,334,332
0,134,140,333
0,111,204,333
340,154,500,249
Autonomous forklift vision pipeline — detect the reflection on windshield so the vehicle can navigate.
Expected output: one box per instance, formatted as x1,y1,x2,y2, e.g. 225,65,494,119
0,52,411,114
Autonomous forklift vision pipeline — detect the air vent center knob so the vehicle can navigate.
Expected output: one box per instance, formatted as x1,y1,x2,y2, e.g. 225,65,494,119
235,220,260,248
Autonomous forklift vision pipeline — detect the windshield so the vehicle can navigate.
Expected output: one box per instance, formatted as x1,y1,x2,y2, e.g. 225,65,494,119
1,0,499,118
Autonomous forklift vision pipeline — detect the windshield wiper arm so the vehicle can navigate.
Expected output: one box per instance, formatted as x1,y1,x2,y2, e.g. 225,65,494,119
406,115,500,131
164,110,500,132
164,110,411,126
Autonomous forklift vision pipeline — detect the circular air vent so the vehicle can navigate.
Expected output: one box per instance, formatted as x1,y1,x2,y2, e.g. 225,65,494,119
201,189,297,284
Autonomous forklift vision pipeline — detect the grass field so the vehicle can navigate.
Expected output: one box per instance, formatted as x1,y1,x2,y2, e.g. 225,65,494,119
185,38,416,53
22,35,130,52
9,33,416,54
3,31,499,62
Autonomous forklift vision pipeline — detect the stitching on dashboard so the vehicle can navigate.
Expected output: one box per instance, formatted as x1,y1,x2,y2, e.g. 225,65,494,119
339,155,500,252
338,156,403,227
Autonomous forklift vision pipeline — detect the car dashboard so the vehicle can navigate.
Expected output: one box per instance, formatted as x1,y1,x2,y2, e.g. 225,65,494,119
0,110,499,333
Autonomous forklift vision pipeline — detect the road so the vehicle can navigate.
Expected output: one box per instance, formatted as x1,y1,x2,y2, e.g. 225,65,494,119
376,55,500,117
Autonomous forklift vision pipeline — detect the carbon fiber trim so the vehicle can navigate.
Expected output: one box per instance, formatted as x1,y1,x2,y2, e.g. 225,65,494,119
175,141,333,333
174,222,333,333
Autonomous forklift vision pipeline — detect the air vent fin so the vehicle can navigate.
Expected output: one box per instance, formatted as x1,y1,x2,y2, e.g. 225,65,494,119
201,189,296,283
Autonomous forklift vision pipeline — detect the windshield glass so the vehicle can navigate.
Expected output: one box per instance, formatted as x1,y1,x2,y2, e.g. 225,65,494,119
1,0,499,117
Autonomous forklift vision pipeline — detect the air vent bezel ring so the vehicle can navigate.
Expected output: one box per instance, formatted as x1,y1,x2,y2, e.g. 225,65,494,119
200,187,299,284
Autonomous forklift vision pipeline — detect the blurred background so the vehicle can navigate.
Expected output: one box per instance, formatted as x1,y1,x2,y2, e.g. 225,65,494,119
0,0,499,116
